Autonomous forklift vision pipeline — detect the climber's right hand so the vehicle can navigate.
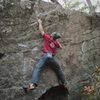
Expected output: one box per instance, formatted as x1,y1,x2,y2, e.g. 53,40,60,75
37,18,42,24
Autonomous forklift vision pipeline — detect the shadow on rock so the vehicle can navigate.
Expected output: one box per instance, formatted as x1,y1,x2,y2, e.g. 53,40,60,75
38,85,69,100
0,53,5,59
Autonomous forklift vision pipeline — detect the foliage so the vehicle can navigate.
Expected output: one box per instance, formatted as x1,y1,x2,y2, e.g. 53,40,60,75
64,1,89,13
80,6,89,12
64,0,99,13
65,1,82,9
81,66,100,100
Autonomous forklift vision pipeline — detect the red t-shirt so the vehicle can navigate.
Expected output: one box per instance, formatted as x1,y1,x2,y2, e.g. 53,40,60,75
43,33,60,56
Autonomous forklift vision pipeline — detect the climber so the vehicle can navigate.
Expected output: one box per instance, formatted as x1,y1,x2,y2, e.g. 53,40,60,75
23,19,65,93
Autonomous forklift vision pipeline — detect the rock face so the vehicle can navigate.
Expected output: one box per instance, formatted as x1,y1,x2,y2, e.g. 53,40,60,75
0,0,100,100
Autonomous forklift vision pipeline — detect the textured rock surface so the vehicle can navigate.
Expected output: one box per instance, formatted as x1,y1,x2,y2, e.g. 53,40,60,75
0,0,100,100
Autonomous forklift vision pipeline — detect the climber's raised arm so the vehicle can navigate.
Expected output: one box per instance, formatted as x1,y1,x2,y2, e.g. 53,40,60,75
37,19,45,36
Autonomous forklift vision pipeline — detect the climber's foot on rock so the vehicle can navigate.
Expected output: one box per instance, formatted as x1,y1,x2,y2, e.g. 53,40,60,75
21,83,36,95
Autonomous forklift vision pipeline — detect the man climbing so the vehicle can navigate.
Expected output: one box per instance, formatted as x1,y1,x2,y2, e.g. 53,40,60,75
23,19,65,93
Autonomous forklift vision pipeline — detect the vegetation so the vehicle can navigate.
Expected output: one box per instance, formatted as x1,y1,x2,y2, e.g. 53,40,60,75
81,66,100,100
61,0,100,14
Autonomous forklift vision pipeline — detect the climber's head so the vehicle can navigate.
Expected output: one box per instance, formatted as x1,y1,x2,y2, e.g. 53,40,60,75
51,32,61,40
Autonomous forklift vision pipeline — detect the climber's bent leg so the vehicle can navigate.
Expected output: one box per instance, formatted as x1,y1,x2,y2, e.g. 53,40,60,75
51,57,65,85
31,53,52,86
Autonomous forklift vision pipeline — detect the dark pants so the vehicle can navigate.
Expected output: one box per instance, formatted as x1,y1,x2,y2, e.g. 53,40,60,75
31,53,65,85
